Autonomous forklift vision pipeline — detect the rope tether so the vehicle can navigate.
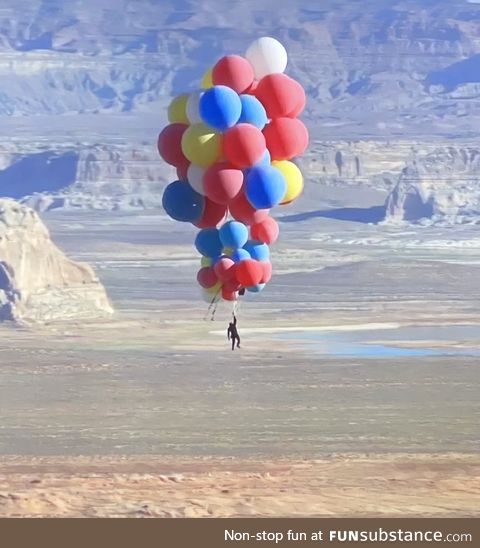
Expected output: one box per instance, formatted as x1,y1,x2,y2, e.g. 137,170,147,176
203,288,221,321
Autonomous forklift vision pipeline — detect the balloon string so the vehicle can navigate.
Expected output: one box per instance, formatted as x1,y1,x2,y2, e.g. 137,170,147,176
203,288,221,321
210,300,219,321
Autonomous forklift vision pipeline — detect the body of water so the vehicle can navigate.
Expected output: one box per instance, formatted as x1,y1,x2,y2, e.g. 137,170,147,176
278,324,480,359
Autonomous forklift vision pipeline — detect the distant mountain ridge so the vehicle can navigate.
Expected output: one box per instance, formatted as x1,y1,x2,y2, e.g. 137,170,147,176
0,0,479,136
0,0,479,223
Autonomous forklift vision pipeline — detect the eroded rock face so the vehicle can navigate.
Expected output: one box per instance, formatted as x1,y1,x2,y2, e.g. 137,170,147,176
0,0,478,132
14,141,406,212
385,148,480,224
0,199,113,322
16,144,172,212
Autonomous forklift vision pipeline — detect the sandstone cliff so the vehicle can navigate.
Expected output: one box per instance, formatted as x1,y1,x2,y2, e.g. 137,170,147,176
385,147,480,224
0,199,113,322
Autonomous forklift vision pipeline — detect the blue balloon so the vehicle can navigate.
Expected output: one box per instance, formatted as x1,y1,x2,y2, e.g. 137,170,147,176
195,228,223,257
257,149,271,167
238,95,268,129
199,86,242,132
162,180,205,223
219,220,249,249
244,240,270,261
247,283,266,293
244,150,271,178
231,249,251,263
245,166,287,209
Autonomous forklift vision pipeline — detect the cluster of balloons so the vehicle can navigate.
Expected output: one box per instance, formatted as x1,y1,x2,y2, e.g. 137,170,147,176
159,36,308,303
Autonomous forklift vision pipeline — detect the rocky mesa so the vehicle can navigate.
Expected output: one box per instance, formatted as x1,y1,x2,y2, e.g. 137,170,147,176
0,199,113,323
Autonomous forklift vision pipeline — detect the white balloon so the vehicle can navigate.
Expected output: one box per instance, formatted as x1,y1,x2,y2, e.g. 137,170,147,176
245,36,288,80
187,164,206,195
186,89,204,124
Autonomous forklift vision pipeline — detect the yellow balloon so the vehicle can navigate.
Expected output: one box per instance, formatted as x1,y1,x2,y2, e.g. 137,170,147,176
201,256,213,267
222,246,234,256
272,160,304,205
201,289,220,303
201,67,214,89
205,281,222,294
181,124,222,167
167,94,189,124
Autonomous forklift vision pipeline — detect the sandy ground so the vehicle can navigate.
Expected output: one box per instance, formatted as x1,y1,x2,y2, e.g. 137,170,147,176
1,454,479,518
1,210,479,517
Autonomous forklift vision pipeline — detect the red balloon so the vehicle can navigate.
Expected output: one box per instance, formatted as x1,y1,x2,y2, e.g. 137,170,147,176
222,287,238,301
194,198,228,228
176,158,190,181
223,124,266,168
212,55,254,94
224,279,242,292
203,162,244,205
235,259,263,287
157,123,189,167
263,118,309,161
214,257,236,282
260,261,272,283
255,74,304,119
229,192,269,226
245,80,259,95
251,216,279,244
197,267,218,289
287,79,306,118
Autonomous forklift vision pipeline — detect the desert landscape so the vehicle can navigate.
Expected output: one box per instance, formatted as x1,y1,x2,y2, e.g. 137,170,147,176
1,455,479,517
0,0,479,517
0,206,479,516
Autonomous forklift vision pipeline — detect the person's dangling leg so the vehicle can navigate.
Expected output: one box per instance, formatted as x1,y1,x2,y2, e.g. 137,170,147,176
236,335,241,348
231,337,235,351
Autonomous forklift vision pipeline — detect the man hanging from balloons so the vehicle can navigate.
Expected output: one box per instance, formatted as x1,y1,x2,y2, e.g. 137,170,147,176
158,36,309,344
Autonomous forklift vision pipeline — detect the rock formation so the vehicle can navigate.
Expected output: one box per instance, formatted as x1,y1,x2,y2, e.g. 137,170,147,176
0,199,113,322
0,0,480,136
385,148,480,224
1,1,480,224
3,144,173,212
